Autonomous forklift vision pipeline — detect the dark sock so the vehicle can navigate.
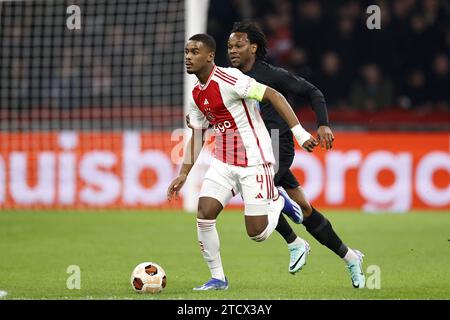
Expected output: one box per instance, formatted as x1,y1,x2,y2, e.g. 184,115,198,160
275,214,297,244
303,207,348,258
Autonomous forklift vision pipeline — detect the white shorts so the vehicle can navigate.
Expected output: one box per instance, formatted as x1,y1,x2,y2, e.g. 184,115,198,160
199,158,278,216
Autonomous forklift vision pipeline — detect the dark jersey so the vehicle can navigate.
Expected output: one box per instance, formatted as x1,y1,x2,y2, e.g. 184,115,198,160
245,60,329,159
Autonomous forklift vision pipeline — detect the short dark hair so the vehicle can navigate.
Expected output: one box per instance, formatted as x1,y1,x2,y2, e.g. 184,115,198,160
188,33,216,52
231,21,267,61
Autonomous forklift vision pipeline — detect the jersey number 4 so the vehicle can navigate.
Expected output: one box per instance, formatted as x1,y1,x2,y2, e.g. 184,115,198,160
256,174,264,190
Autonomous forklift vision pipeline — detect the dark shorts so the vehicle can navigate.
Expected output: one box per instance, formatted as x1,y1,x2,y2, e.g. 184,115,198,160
273,154,300,190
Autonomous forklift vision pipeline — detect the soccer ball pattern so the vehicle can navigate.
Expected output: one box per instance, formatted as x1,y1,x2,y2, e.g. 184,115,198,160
130,262,167,293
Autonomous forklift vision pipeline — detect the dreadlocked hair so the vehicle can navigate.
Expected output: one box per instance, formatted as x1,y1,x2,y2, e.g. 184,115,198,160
231,21,267,61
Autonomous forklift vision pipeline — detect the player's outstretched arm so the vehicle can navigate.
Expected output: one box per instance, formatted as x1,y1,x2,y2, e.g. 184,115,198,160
262,87,318,152
280,71,335,150
167,128,205,201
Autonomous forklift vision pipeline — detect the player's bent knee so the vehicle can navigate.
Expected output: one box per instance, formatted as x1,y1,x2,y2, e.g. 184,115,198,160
301,202,313,217
295,194,312,216
245,214,269,238
286,187,312,216
249,225,270,242
246,225,266,238
197,197,222,220
197,202,209,220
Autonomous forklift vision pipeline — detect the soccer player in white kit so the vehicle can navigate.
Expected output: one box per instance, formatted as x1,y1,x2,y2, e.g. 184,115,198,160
167,34,318,290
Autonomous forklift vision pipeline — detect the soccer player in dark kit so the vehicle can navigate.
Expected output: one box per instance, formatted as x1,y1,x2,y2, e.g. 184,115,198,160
226,21,366,288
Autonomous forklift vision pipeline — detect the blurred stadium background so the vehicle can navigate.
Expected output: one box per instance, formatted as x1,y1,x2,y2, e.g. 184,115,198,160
0,0,448,212
0,0,449,300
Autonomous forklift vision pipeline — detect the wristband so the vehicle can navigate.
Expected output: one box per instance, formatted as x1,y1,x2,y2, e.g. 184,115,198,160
291,124,311,146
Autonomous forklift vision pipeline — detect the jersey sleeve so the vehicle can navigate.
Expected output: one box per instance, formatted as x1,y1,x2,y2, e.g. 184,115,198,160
226,68,268,102
275,68,329,126
188,98,209,129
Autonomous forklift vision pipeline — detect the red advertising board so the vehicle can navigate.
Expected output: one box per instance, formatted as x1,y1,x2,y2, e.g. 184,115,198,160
0,132,448,211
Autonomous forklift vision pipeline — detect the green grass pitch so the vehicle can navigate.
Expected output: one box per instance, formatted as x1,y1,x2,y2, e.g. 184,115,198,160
0,210,449,300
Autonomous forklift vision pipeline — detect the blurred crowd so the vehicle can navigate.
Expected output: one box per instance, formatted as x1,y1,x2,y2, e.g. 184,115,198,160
208,0,449,113
1,0,448,120
1,0,185,112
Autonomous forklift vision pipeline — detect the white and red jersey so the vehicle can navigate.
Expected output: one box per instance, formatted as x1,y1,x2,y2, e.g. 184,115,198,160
189,65,275,167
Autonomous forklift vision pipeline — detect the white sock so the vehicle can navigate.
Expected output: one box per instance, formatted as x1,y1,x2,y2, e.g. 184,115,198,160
287,237,303,248
343,248,359,264
197,218,225,281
